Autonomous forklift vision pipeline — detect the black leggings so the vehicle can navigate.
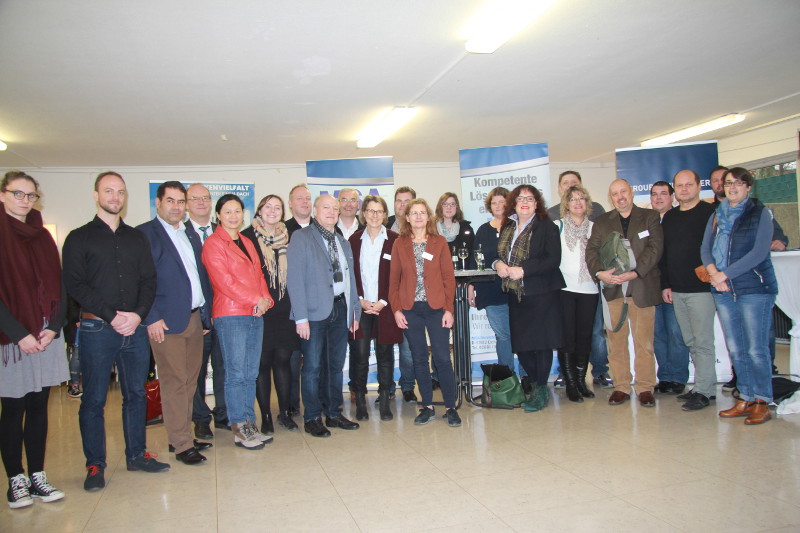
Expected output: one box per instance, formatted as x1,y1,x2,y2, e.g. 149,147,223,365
256,348,293,417
0,388,50,477
517,350,553,387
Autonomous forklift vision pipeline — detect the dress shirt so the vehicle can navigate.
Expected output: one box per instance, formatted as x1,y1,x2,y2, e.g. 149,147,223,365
62,216,156,323
157,216,205,309
337,218,360,240
188,218,213,244
359,227,388,304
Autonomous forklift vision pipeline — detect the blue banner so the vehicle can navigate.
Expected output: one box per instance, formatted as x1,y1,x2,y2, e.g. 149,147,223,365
306,156,394,202
148,181,256,228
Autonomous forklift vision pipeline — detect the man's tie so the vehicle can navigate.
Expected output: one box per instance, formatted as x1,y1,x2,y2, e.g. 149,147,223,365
199,226,210,242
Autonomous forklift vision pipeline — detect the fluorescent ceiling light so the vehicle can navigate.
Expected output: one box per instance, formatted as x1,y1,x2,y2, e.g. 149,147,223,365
0,139,7,151
641,114,746,147
465,0,558,54
356,107,418,148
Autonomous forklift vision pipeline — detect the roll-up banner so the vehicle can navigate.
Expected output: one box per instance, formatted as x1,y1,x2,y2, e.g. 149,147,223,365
615,141,718,206
458,143,553,380
148,181,256,225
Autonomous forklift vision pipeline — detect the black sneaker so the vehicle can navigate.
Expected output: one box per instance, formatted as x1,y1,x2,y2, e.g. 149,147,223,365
28,471,64,503
66,383,83,398
414,406,436,425
126,452,170,473
7,473,33,509
678,390,716,402
304,417,331,438
444,408,461,427
553,373,565,388
722,376,737,391
682,393,711,411
83,465,105,492
593,373,614,388
402,390,418,403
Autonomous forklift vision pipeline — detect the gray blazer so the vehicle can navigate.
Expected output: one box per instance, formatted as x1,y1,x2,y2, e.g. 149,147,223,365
287,224,361,327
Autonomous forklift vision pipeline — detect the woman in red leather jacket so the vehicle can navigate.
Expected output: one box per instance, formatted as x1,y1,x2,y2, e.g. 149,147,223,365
202,194,272,450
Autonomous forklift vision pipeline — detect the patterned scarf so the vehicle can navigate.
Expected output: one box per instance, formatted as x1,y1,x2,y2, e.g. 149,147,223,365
436,220,460,243
252,217,289,300
712,198,748,270
562,215,593,285
496,216,535,302
312,219,343,283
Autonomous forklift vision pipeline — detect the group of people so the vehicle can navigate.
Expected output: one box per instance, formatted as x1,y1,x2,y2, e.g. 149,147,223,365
0,164,783,510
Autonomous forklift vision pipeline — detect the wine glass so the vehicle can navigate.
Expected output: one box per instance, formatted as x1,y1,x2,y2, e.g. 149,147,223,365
458,247,469,270
474,245,485,270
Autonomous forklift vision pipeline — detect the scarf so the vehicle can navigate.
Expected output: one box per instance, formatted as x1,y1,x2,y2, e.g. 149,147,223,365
312,219,343,283
436,220,460,243
0,209,62,364
252,217,289,300
712,198,748,270
562,215,593,285
496,215,535,302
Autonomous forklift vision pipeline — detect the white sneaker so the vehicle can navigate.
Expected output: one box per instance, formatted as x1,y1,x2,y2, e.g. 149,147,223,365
28,471,64,503
7,473,33,509
247,422,273,444
232,423,266,450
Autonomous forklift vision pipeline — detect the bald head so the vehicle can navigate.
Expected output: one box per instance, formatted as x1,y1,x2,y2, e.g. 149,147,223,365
609,179,634,216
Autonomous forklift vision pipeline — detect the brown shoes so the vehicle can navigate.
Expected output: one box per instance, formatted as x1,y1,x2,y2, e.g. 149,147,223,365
608,391,630,405
744,400,771,425
719,399,754,418
638,391,656,407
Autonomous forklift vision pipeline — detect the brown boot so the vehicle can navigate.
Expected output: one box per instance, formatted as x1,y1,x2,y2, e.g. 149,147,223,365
744,400,771,425
719,400,754,418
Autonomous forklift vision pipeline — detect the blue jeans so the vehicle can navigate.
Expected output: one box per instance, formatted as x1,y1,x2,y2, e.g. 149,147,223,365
397,336,415,392
192,328,227,424
589,297,609,377
299,299,349,422
215,315,263,426
404,302,457,409
68,332,81,385
78,319,149,467
714,292,775,403
654,302,690,384
484,304,526,377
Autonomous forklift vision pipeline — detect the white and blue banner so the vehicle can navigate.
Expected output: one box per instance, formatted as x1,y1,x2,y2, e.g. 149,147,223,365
148,181,256,226
306,156,395,203
458,143,552,379
616,141,719,206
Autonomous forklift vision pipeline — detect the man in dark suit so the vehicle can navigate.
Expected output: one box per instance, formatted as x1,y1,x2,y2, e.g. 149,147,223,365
138,181,214,465
185,183,227,438
586,179,664,408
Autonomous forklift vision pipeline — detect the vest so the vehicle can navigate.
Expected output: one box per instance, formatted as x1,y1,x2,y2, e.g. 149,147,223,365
725,199,778,296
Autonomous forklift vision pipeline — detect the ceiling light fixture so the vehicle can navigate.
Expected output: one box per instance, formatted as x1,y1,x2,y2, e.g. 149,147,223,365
356,107,418,148
641,113,746,147
465,0,558,54
0,139,7,151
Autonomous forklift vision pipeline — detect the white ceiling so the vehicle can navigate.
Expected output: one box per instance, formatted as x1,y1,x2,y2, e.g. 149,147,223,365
1,0,799,169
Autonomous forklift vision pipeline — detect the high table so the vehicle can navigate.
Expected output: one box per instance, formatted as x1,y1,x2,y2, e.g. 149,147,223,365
772,250,800,380
453,269,496,408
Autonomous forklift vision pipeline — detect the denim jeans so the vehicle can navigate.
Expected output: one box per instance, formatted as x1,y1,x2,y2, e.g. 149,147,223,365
484,303,526,377
714,292,775,403
68,338,81,385
397,336,415,392
215,315,263,426
299,298,349,422
653,302,690,384
589,297,609,377
192,328,227,424
404,302,457,409
78,319,150,467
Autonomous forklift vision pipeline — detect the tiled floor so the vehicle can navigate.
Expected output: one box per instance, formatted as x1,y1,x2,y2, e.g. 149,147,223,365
3,346,800,532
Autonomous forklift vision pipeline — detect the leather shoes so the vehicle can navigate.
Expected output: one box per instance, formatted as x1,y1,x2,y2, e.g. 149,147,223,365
194,422,213,439
402,390,418,403
608,391,630,405
325,415,360,430
213,419,230,430
304,418,331,438
638,391,656,407
719,399,754,418
744,400,771,425
169,439,213,452
175,447,207,465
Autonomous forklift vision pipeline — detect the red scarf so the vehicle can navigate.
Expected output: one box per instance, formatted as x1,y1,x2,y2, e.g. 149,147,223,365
0,209,62,352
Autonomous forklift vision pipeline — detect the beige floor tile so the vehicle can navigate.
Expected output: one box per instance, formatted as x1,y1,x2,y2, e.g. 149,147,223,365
322,452,448,497
423,518,515,532
218,496,359,533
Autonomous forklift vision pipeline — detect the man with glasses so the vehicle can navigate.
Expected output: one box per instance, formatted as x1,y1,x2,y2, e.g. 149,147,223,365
336,188,364,240
183,184,228,439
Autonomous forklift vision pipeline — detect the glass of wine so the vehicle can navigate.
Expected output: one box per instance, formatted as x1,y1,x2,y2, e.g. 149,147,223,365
458,247,469,270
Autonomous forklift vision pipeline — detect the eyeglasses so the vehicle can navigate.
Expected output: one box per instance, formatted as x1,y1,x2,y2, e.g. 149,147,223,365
516,196,535,203
340,198,359,203
568,197,586,203
408,211,427,217
6,190,40,202
724,180,747,188
365,209,385,216
189,196,211,203
441,202,457,208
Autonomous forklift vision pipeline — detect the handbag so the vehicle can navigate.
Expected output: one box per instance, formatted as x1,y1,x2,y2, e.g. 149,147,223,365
481,364,526,407
598,231,637,332
694,265,711,283
145,379,163,424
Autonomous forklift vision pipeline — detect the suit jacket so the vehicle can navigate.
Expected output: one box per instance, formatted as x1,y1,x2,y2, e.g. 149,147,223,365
389,234,455,314
286,224,361,327
185,219,217,244
585,204,663,307
285,217,312,240
137,218,214,332
349,228,402,344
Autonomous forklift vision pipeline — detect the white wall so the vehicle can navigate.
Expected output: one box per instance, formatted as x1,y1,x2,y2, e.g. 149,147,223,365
717,116,800,166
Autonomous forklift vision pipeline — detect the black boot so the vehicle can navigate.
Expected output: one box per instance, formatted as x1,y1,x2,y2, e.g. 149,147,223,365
559,352,583,403
355,392,369,421
378,390,393,421
575,352,595,398
278,410,298,431
261,413,275,435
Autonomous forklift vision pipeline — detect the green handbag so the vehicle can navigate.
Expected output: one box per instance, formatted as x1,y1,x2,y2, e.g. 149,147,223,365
481,364,527,407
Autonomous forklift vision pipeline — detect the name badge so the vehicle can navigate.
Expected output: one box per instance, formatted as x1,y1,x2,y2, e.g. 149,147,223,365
638,230,650,239
383,253,391,260
423,252,434,261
